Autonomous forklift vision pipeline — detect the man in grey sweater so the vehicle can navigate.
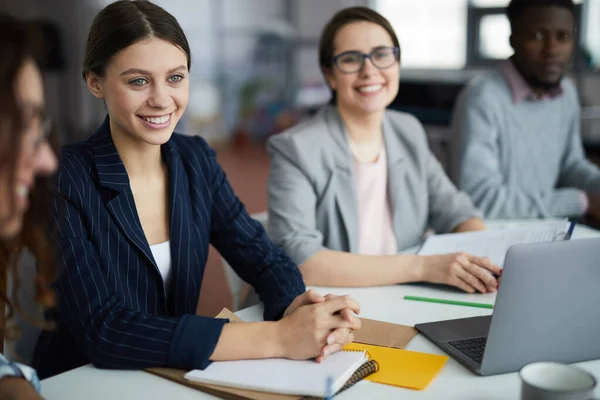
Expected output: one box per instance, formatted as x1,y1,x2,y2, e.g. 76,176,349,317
452,0,600,220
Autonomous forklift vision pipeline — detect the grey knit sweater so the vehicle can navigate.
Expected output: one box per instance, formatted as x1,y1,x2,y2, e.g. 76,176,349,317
451,69,600,219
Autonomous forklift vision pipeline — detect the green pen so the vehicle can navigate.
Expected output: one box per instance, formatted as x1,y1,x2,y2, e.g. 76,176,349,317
404,295,494,309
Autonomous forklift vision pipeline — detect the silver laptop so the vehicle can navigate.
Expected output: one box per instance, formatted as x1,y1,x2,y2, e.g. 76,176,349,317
415,237,600,376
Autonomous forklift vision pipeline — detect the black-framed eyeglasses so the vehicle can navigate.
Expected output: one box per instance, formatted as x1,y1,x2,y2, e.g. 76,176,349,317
19,102,52,152
35,115,52,150
331,46,400,74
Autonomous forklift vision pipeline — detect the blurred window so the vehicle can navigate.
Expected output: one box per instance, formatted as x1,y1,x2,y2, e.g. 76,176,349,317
377,0,587,68
376,0,468,69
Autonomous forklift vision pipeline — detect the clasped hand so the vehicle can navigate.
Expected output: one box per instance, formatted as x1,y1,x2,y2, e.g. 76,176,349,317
280,290,361,363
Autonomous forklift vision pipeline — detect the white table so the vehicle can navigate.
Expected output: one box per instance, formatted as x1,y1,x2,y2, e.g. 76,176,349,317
41,222,600,399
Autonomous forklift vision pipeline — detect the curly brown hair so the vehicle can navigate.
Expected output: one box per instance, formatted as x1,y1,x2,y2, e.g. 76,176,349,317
0,14,56,344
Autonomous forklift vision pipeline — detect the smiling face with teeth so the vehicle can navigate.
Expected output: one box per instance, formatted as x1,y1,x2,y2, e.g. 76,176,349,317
325,21,400,118
86,37,189,148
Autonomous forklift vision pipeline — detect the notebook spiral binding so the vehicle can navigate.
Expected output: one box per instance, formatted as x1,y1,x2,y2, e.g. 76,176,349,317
299,349,379,400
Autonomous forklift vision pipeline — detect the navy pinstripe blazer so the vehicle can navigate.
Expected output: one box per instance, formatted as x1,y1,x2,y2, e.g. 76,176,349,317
32,118,306,378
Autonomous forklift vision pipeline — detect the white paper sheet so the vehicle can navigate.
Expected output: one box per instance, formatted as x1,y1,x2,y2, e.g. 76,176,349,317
417,221,570,267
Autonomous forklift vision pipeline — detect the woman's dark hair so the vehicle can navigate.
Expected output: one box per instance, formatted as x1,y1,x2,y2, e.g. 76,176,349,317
82,0,191,81
318,7,400,104
0,14,56,343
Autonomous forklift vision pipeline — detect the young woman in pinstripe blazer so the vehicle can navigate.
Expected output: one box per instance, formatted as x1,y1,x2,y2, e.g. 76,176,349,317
32,0,360,379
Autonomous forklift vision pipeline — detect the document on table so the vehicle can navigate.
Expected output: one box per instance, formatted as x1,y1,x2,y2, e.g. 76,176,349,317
417,221,571,267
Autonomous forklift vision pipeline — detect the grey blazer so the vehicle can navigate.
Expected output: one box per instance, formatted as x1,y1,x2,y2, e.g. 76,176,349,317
267,105,480,266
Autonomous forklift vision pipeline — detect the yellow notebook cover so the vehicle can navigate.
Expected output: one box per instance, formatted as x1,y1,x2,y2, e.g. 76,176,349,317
343,342,448,390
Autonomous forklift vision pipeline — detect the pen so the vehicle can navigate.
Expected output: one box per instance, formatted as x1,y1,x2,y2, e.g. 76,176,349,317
325,376,333,400
564,221,575,240
404,295,494,309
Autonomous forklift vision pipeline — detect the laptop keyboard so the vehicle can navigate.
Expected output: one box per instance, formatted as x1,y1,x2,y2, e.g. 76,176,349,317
448,337,487,364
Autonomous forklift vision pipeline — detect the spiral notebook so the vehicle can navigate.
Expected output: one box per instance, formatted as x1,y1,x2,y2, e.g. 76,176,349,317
344,342,448,390
146,308,388,400
183,349,371,398
148,359,378,400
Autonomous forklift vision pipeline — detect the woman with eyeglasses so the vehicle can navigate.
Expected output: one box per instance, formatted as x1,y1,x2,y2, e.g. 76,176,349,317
0,14,58,400
267,7,502,293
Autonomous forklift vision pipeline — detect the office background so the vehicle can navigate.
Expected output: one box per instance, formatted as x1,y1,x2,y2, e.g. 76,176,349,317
2,0,599,316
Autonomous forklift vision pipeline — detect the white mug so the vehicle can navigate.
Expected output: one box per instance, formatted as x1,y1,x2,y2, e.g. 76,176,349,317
520,362,597,400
